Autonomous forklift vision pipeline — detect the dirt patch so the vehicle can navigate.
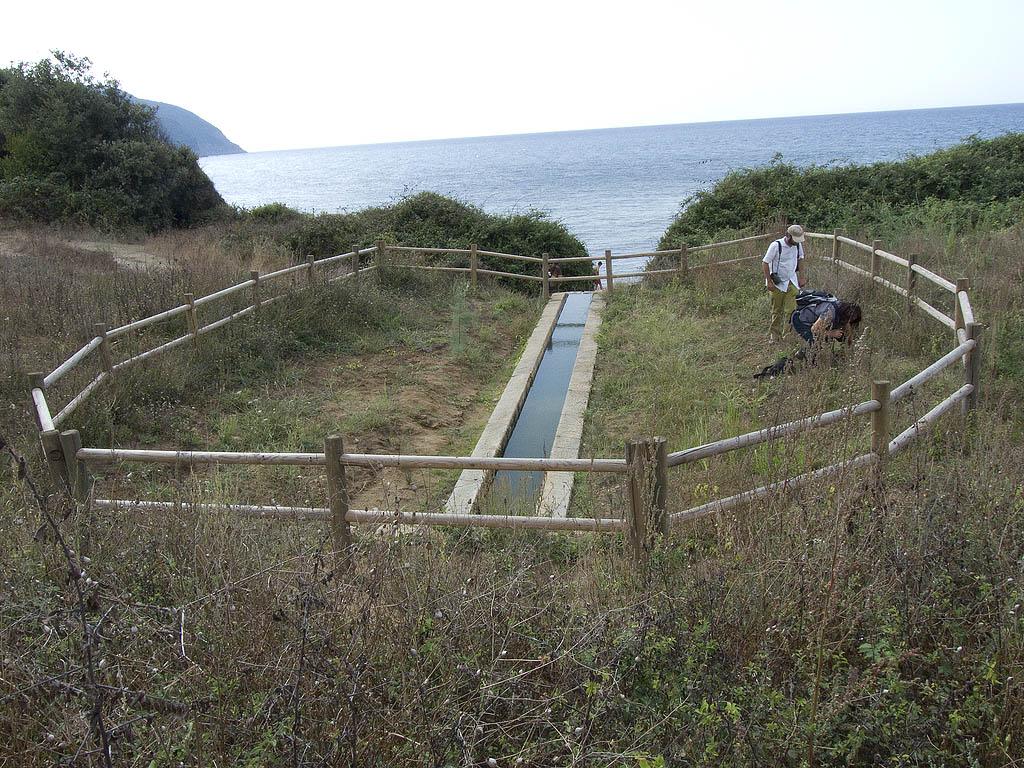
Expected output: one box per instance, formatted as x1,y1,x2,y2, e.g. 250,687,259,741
68,240,170,270
162,324,525,516
0,232,169,270
310,344,506,512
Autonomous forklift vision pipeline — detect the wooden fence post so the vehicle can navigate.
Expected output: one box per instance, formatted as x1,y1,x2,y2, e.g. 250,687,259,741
954,277,969,337
471,243,478,293
306,255,315,285
351,245,360,287
832,229,841,287
963,322,980,416
58,429,89,502
39,429,69,492
324,434,353,566
94,323,114,376
184,293,199,351
870,239,881,284
625,437,669,568
906,253,917,314
605,250,613,294
376,239,386,272
28,373,48,430
250,270,261,311
542,252,550,300
679,243,688,278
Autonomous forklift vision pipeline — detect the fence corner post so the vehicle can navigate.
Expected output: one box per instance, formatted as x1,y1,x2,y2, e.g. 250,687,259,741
306,255,315,285
963,322,981,416
350,245,360,287
58,429,89,502
542,252,550,300
605,249,613,294
39,429,69,493
954,277,969,338
375,239,386,272
28,372,48,430
679,243,688,278
250,270,261,312
324,434,353,568
471,243,478,293
94,323,114,375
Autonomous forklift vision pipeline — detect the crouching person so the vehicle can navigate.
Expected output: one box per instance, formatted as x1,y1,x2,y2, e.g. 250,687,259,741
791,299,862,348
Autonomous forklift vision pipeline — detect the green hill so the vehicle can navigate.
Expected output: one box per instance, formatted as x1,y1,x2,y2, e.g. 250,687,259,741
133,97,245,157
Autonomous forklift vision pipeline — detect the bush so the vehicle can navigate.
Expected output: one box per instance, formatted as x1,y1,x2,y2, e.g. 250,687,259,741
0,52,225,232
660,133,1024,247
282,191,594,289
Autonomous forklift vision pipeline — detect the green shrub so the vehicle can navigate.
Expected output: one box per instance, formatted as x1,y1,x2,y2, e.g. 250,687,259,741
282,191,594,290
0,52,225,232
660,133,1024,247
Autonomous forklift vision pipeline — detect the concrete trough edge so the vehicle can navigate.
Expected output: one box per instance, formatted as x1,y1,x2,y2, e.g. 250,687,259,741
537,292,606,518
443,293,568,514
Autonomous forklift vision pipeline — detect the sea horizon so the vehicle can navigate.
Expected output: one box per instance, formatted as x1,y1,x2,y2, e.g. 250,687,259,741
230,101,1024,156
200,102,1024,267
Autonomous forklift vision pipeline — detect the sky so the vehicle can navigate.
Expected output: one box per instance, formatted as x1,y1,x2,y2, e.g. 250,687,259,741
3,0,1023,153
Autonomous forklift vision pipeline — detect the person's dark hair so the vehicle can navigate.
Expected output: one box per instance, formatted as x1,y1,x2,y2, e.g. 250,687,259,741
835,302,862,328
833,302,862,343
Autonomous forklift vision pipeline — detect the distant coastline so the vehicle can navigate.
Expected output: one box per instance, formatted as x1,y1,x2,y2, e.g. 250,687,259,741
133,97,245,158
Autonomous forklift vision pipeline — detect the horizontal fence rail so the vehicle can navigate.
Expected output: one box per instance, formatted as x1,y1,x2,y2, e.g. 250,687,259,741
91,499,625,533
78,448,629,474
30,228,981,558
666,398,881,468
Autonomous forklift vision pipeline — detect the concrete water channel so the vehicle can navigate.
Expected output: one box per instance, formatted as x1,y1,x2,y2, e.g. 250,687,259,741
445,291,605,518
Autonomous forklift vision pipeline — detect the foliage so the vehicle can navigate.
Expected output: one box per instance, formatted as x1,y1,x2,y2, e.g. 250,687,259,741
279,191,595,288
660,133,1024,247
0,52,225,231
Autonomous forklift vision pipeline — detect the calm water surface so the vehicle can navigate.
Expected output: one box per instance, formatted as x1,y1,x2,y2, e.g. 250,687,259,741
201,103,1024,273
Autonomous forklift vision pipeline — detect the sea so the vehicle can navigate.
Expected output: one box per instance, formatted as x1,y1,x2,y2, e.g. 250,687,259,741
200,103,1024,274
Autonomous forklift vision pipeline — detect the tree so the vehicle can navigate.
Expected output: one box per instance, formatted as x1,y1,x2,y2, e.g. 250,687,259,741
0,52,225,231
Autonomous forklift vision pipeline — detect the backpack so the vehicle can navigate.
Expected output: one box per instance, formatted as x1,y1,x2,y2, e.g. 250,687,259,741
794,289,839,311
753,356,794,379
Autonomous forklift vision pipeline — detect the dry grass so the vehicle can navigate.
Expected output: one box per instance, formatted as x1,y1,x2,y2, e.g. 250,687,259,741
1,224,1023,765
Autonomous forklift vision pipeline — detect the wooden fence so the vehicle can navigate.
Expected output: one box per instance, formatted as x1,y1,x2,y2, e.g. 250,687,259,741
30,230,980,564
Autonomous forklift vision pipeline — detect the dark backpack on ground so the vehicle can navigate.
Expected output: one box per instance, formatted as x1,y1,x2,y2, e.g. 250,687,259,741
754,356,794,379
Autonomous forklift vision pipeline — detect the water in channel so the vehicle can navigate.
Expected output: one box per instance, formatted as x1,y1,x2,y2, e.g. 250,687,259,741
487,292,593,512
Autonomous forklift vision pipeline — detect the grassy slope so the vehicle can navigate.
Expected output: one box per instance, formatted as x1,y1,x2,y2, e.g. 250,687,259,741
2,216,1023,764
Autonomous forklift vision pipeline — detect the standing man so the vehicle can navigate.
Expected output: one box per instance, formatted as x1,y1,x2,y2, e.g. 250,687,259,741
762,224,807,341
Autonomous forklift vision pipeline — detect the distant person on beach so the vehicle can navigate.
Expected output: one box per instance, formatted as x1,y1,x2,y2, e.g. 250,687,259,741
593,263,603,290
762,224,806,342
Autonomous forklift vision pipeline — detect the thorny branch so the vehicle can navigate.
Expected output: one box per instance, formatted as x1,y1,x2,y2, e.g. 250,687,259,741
2,430,114,768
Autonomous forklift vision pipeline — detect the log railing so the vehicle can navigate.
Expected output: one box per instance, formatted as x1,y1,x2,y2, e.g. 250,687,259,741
30,230,980,564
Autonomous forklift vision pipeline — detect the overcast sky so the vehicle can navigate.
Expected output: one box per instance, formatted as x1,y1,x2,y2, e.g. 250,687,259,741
4,0,1022,153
